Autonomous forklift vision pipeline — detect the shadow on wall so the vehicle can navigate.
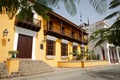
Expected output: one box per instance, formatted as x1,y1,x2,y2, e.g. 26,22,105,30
2,38,6,46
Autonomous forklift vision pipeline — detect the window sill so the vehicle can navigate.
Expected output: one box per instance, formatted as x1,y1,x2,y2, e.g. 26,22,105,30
73,56,77,59
61,56,67,60
46,55,55,60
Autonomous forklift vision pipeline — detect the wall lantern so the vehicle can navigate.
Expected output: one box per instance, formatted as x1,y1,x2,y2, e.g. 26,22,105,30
3,29,8,36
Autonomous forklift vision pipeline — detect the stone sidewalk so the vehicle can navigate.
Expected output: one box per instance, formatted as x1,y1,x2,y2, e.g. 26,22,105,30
1,64,120,80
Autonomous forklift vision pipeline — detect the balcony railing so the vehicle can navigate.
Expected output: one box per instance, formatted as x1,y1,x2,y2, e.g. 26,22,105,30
44,25,88,44
15,17,41,32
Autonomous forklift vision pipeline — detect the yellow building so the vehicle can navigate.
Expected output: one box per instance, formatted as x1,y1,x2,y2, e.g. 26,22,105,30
0,11,88,67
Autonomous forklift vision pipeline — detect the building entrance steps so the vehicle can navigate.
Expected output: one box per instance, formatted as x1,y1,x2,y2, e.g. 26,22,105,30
19,59,54,76
0,59,54,79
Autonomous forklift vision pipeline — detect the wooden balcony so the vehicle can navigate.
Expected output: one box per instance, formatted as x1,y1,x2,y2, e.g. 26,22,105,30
44,25,88,45
14,17,41,32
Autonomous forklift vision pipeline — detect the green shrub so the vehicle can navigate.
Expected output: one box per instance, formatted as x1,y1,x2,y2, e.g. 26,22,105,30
8,50,19,58
97,54,100,60
91,53,96,60
76,54,83,60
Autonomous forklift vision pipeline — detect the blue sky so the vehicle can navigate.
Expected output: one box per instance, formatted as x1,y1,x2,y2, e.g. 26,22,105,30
51,0,119,26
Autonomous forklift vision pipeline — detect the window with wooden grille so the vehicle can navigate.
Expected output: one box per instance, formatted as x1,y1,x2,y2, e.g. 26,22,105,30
61,43,68,56
46,40,55,55
73,46,77,56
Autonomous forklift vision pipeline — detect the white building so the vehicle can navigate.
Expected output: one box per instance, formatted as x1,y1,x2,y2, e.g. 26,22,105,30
85,20,120,64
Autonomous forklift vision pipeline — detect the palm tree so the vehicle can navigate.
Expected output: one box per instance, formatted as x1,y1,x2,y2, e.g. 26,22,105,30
91,0,120,47
0,0,107,20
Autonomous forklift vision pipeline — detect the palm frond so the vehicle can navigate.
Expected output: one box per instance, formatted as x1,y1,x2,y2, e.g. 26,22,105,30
90,28,108,47
109,1,120,9
94,39,105,47
63,0,77,16
35,0,48,5
45,0,59,7
111,19,120,29
116,16,120,20
88,0,107,14
78,0,80,3
109,0,120,6
104,11,120,20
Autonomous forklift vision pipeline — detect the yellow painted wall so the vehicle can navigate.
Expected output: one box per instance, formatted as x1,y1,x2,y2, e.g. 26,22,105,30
58,60,109,68
84,35,87,42
6,58,19,74
0,14,15,62
43,39,62,67
79,44,82,54
68,42,73,60
34,15,45,60
58,61,82,68
77,45,80,54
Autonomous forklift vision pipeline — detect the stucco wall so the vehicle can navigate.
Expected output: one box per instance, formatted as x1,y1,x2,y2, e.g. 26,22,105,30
0,14,15,62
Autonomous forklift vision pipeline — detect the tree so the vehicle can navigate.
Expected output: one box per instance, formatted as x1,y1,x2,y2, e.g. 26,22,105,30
0,0,107,20
0,0,51,20
91,0,120,47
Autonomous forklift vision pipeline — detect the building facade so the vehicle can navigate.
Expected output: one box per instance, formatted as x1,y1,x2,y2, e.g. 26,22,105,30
87,20,120,64
0,11,88,66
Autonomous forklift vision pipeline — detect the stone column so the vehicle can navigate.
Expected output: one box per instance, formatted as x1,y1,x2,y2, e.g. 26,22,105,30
116,46,120,63
68,42,73,60
106,43,111,64
55,39,61,61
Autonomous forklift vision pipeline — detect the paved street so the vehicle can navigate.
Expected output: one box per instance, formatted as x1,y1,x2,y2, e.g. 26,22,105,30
2,64,120,80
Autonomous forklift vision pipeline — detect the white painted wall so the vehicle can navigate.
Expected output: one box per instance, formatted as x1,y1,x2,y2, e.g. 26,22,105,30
86,20,111,60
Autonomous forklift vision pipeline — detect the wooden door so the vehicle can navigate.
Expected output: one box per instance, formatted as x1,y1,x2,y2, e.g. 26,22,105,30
17,34,33,58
